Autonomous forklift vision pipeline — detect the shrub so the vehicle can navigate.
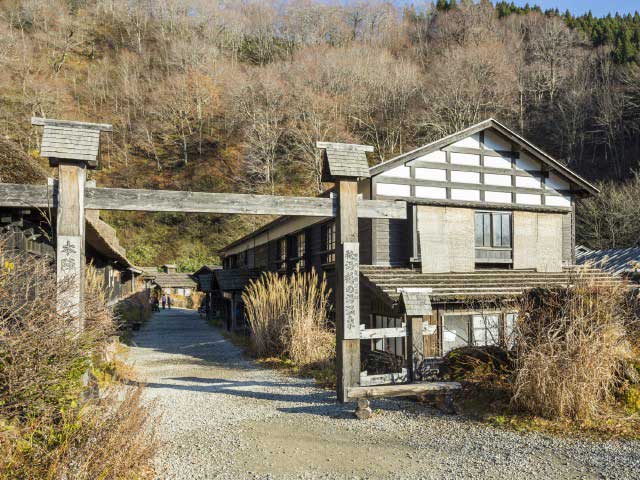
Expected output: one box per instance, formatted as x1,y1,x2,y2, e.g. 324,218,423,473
511,268,635,420
0,239,155,479
242,268,334,367
441,345,513,381
624,386,640,413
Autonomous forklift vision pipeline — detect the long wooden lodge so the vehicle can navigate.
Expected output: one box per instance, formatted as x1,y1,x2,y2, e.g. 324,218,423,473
219,119,616,384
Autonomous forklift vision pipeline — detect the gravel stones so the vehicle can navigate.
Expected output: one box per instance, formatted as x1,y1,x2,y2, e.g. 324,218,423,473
127,309,640,480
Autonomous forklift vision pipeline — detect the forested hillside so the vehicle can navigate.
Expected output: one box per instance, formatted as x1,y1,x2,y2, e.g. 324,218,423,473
1,0,639,267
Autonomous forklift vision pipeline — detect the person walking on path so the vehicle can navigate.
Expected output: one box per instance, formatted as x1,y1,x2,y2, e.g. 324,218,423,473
161,294,166,310
167,294,172,309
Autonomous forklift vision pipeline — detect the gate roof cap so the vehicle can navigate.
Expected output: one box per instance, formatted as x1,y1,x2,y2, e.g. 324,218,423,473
32,117,112,168
317,142,372,181
399,289,433,316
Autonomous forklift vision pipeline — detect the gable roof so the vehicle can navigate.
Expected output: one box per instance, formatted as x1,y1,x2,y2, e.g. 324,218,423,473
318,142,372,180
32,117,112,168
193,264,222,276
152,273,197,289
369,118,598,195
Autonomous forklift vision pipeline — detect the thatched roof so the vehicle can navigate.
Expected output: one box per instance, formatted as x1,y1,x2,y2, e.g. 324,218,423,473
153,273,197,289
360,266,620,307
0,136,47,184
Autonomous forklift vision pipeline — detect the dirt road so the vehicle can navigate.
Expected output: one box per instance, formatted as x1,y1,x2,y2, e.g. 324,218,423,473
126,308,639,480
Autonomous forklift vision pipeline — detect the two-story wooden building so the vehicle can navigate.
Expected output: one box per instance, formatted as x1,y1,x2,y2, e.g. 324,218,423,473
219,119,613,379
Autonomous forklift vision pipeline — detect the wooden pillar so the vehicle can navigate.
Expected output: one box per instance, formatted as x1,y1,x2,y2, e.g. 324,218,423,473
407,316,424,382
336,179,360,403
56,160,87,329
230,294,237,330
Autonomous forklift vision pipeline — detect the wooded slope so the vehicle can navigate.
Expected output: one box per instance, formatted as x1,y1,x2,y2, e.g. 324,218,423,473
1,0,639,266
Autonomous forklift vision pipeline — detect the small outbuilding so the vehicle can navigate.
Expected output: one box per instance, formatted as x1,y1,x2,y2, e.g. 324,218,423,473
193,265,223,321
152,265,197,297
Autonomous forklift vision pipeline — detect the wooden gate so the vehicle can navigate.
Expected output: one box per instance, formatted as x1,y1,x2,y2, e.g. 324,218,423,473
0,117,410,404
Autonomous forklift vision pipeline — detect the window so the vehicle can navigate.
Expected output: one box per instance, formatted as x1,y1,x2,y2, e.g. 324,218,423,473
442,315,470,354
296,231,306,270
277,237,287,271
372,314,404,357
285,231,307,271
321,222,336,264
442,312,517,355
471,314,500,346
474,212,512,265
504,313,517,348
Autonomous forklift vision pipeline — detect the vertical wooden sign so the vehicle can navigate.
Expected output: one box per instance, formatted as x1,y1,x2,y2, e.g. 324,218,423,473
56,161,86,329
342,242,360,340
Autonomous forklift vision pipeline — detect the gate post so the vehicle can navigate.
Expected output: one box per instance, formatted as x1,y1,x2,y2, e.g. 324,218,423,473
56,160,87,328
335,179,360,403
399,288,433,382
317,142,372,403
32,118,112,329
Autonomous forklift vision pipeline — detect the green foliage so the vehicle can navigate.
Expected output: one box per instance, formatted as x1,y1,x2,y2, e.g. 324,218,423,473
624,385,640,413
494,2,640,64
440,346,513,381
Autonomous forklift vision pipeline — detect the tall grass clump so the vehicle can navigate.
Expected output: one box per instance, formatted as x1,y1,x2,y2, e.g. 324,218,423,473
0,238,155,479
242,268,333,366
512,267,636,420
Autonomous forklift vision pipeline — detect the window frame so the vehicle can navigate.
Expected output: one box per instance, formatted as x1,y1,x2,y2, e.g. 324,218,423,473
474,211,513,265
439,311,517,355
321,221,336,265
276,237,287,272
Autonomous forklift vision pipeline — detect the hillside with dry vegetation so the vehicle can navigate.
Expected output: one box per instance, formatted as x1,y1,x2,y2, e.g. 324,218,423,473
1,0,640,266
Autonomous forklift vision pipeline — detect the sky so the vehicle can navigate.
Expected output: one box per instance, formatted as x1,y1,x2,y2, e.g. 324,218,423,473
504,1,639,17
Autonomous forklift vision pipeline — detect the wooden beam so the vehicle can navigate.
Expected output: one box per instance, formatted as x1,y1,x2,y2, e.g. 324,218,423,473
32,117,113,132
442,145,519,158
347,382,461,400
378,196,572,214
0,183,55,207
316,142,374,152
407,316,424,382
0,184,406,219
83,187,406,219
375,175,558,196
359,325,407,340
360,369,408,387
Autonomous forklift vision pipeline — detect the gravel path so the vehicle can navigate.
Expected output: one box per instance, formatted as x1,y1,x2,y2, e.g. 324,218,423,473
127,308,640,480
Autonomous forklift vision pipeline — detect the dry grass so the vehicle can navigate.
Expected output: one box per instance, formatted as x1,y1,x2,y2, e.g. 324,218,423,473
242,268,334,367
511,267,637,421
0,239,156,479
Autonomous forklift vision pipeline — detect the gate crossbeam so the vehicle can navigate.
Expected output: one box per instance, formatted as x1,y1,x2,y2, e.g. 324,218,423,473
0,183,406,219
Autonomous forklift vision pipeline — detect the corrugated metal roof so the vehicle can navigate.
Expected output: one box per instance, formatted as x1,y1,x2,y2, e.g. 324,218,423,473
576,247,640,275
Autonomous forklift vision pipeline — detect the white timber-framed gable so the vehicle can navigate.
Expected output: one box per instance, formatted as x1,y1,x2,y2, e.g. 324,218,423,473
369,118,597,211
